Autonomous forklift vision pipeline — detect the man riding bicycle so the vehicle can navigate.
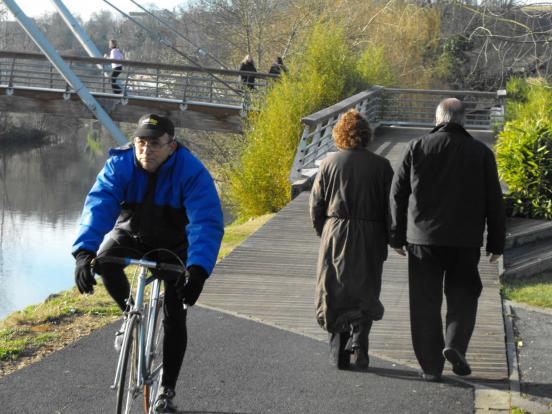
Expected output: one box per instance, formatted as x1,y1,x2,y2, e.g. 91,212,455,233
72,113,224,413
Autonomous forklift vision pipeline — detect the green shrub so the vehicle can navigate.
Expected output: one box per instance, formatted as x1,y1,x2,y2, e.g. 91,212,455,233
506,77,530,101
496,78,552,219
356,45,395,87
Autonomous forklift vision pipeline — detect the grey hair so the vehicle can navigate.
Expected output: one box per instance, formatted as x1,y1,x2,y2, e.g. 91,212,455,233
435,98,465,126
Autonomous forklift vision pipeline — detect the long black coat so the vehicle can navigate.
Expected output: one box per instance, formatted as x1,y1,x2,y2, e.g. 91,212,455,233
310,148,393,333
239,61,257,88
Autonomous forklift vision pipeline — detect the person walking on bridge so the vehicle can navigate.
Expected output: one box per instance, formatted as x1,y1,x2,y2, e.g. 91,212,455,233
72,113,224,412
268,56,287,76
389,98,506,382
239,54,257,89
310,109,393,370
104,39,124,94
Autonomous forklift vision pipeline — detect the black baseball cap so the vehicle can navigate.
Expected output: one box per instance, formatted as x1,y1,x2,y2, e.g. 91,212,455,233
133,114,175,139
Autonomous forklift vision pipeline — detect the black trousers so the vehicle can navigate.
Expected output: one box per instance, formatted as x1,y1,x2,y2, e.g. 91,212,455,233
407,245,482,375
111,66,123,94
97,236,187,389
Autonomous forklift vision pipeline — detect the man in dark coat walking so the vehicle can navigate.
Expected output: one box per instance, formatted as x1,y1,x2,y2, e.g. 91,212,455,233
389,98,506,382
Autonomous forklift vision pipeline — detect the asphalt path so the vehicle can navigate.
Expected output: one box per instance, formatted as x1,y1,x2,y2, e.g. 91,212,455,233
0,306,473,414
512,305,552,409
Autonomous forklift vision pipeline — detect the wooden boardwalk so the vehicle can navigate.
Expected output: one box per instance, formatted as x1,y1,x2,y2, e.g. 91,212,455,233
200,127,508,381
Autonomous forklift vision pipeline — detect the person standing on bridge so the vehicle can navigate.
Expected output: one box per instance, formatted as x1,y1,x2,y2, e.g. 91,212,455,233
268,56,288,76
389,98,506,382
71,113,224,412
310,109,393,370
239,54,257,89
104,39,124,94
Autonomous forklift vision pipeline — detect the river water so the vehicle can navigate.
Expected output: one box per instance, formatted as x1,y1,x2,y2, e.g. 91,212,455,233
0,134,107,320
0,131,231,320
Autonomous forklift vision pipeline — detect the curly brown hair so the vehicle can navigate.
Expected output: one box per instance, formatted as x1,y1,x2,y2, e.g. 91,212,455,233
332,109,372,149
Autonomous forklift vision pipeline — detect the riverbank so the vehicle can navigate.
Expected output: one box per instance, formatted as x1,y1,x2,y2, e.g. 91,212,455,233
0,214,274,378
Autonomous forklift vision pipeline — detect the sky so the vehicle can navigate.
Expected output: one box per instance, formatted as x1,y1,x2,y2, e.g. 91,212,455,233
5,0,192,21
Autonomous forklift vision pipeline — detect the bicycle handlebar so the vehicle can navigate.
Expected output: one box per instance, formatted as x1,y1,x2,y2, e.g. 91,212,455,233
93,256,185,275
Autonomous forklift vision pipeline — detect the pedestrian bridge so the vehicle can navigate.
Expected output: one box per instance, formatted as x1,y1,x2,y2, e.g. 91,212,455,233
0,50,276,133
291,86,506,185
0,49,505,140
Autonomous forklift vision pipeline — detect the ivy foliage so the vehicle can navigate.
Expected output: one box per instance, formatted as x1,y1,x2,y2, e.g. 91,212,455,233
496,78,552,219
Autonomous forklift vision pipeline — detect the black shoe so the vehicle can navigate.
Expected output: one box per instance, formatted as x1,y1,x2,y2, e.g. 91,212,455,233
419,372,442,382
352,348,369,370
154,386,177,413
443,348,471,376
329,332,350,370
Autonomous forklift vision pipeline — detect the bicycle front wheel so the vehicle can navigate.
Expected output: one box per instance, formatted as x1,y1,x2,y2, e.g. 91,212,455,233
144,293,164,414
116,314,141,414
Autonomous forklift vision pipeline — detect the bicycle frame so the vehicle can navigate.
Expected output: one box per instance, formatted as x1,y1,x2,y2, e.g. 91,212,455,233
99,257,186,403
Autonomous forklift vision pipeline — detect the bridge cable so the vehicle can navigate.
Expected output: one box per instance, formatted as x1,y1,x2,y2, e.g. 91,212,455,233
128,0,229,70
101,0,243,95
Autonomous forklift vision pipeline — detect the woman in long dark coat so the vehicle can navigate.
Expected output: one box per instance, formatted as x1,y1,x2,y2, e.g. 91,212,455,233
309,109,393,370
239,54,257,89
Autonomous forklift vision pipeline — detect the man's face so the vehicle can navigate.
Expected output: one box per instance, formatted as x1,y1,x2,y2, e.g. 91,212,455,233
134,133,176,173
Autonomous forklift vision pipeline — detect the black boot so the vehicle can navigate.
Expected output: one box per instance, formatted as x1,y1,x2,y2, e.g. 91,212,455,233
352,347,369,370
329,332,350,370
350,321,372,370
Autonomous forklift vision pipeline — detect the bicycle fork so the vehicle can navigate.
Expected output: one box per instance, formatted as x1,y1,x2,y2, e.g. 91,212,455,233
111,266,148,390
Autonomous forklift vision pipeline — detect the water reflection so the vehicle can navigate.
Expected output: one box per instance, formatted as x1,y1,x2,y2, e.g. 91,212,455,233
0,139,106,319
0,134,233,320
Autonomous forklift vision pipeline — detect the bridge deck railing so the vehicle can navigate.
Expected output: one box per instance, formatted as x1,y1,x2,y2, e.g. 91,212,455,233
0,51,277,109
290,86,506,184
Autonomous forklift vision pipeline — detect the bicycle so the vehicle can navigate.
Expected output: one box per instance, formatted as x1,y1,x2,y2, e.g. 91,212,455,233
93,255,186,414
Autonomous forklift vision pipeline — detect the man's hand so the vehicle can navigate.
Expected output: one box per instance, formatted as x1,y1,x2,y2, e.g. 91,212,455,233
487,252,501,263
74,250,97,294
176,265,208,306
393,246,407,256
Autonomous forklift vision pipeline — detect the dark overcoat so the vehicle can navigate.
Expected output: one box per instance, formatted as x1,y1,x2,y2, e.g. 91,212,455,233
389,123,505,253
310,148,393,333
239,61,257,87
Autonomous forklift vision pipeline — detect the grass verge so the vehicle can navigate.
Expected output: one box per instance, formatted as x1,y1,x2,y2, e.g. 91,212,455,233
502,273,552,309
0,213,273,377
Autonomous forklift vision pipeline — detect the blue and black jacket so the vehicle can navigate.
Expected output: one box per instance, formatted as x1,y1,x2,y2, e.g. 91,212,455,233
72,143,224,275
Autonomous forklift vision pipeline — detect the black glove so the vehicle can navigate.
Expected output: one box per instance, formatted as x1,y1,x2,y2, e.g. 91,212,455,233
74,250,97,294
176,265,208,306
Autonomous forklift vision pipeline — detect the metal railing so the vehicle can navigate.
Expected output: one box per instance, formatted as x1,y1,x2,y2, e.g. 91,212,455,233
0,51,277,109
379,88,506,129
290,87,506,183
